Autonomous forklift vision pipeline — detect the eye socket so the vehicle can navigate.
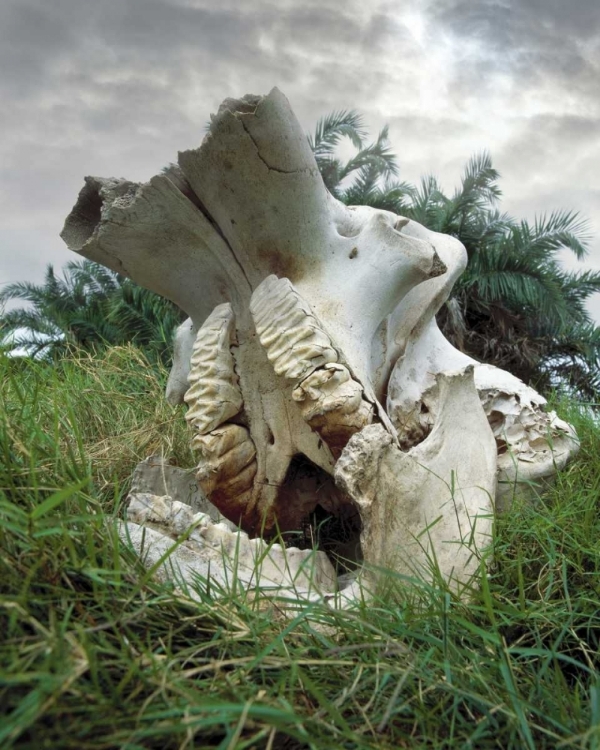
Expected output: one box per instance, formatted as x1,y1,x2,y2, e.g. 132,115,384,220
394,217,410,233
336,223,361,238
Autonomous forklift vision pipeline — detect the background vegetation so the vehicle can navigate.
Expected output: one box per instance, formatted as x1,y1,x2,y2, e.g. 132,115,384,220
0,260,185,365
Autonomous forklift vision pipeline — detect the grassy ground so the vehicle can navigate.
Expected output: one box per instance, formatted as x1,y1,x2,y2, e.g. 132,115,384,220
1,347,599,749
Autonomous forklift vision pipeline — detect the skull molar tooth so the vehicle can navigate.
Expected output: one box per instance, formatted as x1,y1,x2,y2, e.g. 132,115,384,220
193,424,258,528
251,276,373,458
184,304,258,529
250,275,338,379
184,303,243,436
293,364,374,457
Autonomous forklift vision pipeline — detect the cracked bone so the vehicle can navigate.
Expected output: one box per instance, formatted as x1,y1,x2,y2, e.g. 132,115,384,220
61,87,579,600
336,368,496,591
122,493,336,598
62,87,445,537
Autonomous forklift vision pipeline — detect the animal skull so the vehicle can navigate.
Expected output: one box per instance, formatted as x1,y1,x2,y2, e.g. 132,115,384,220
62,88,578,601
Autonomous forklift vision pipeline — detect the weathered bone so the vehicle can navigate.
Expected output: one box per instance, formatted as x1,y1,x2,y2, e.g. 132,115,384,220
166,317,198,405
336,367,496,591
122,493,336,598
62,89,450,537
62,87,579,601
387,317,580,505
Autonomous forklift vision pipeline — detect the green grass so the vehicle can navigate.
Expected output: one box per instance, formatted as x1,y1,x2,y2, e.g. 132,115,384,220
1,348,599,748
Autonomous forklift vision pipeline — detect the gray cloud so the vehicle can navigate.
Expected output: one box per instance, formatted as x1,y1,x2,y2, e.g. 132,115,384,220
1,0,599,325
429,0,600,100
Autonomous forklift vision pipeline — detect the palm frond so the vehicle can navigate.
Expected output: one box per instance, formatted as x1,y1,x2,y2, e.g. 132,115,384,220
0,261,184,364
307,110,366,157
529,210,592,260
338,127,398,183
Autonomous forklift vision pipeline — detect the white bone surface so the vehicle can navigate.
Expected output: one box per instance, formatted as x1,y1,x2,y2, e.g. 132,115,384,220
122,493,336,598
62,87,579,601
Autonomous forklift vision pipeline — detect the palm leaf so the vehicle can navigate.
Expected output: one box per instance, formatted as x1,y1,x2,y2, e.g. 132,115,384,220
307,110,366,157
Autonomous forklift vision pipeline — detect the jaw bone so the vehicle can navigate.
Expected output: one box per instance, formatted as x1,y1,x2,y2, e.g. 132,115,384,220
121,493,337,600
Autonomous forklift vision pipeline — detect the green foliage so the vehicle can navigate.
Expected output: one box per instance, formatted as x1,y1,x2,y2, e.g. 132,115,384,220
1,347,600,748
307,110,404,204
308,119,600,398
0,260,185,365
0,346,192,506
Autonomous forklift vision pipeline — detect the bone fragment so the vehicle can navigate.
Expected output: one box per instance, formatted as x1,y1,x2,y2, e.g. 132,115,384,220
336,368,496,591
166,318,198,405
387,318,579,507
122,493,336,598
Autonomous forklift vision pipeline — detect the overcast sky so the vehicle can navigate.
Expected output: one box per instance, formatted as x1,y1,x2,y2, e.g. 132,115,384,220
2,0,599,317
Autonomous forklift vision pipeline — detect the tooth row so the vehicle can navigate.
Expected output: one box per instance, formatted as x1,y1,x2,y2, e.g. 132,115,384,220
251,276,373,458
183,303,258,528
293,363,374,458
184,303,244,435
193,424,257,524
124,493,337,592
250,275,338,380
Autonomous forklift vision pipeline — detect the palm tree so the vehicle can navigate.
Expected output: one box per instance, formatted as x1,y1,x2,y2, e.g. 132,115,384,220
108,278,186,365
307,111,412,208
409,156,600,397
0,260,185,364
308,121,600,398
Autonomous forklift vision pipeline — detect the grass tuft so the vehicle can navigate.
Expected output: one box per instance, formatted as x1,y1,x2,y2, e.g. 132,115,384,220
1,348,599,748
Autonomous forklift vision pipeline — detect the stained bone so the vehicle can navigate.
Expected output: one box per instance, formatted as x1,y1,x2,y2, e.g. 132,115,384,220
62,87,579,601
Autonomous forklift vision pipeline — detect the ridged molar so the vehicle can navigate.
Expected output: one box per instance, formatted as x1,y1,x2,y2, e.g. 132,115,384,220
193,423,258,527
293,363,374,457
251,276,374,458
184,303,243,436
250,275,338,380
